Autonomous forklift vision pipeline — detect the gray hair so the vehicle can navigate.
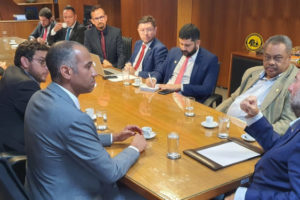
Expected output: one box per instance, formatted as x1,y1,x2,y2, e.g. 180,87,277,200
46,41,79,82
264,35,292,55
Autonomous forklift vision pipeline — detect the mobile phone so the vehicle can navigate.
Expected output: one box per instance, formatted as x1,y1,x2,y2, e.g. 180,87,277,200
158,89,174,95
103,75,118,80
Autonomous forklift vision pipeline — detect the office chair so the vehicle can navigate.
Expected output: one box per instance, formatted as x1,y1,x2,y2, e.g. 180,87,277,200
0,157,29,200
203,62,223,108
122,36,132,62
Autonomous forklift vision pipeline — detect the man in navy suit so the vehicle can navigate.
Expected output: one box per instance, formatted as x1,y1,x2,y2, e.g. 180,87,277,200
24,41,147,199
0,41,49,153
84,5,125,69
225,71,300,200
29,7,55,45
146,24,219,103
124,15,167,78
48,5,86,45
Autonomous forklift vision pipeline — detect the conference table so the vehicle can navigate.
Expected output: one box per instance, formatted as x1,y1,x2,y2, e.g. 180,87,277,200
0,37,26,67
1,36,261,200
41,75,260,200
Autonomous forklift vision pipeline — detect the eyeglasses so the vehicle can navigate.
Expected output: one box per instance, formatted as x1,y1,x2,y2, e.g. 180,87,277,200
264,55,285,63
32,58,46,66
92,15,105,21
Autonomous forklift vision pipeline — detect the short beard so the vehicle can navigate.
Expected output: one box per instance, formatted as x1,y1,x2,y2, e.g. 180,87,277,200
181,46,198,57
290,90,300,117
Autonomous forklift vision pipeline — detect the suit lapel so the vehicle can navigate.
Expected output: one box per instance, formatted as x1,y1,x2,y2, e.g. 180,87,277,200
47,83,78,109
142,39,156,66
189,48,202,82
69,22,77,40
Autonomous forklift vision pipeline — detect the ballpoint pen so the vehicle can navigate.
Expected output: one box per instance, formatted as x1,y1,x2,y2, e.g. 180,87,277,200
148,73,154,87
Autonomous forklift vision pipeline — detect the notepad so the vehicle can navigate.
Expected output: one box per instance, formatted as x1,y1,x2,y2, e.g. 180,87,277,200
184,138,263,170
139,84,159,92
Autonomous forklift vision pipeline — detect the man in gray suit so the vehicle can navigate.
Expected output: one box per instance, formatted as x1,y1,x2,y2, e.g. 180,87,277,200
24,41,147,200
84,5,125,69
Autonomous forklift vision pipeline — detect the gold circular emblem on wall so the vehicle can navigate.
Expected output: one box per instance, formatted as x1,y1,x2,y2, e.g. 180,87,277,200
245,33,263,52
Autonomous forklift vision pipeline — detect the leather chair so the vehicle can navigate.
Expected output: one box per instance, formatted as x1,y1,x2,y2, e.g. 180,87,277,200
203,62,223,108
0,157,29,200
122,36,132,63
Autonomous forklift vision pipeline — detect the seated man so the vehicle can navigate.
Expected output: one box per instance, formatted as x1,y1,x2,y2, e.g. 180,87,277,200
28,7,55,45
146,24,219,103
24,41,147,199
124,15,167,78
0,41,49,153
225,71,300,199
84,5,125,69
48,5,86,45
217,35,298,134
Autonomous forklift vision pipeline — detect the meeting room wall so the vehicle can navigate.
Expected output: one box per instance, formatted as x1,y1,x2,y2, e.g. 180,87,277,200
190,0,300,88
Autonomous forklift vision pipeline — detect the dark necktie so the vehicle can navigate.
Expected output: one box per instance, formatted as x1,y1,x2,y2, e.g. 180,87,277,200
134,44,146,70
100,31,107,59
65,28,71,40
175,57,190,84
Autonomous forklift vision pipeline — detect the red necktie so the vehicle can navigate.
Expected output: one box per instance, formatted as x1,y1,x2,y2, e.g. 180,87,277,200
42,28,47,40
100,31,107,59
175,57,189,84
134,44,146,70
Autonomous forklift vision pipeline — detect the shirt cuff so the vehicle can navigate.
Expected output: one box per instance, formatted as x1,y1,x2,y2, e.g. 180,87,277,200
50,29,57,36
110,134,113,143
128,145,139,153
181,84,184,91
245,112,263,126
234,187,247,200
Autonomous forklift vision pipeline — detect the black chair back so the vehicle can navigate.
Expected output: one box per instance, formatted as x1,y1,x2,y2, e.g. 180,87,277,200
122,36,132,62
0,158,29,200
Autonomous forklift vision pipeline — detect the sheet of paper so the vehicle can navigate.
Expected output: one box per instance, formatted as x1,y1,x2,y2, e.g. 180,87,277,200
196,141,260,167
107,75,136,82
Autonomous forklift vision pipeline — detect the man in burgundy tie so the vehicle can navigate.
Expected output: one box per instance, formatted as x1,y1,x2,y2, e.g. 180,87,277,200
29,7,55,45
84,5,126,69
124,16,168,78
146,24,219,103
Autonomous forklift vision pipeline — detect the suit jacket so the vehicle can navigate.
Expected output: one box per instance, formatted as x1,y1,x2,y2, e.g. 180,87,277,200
244,116,300,199
217,65,298,134
24,83,139,200
84,25,125,69
154,47,219,103
28,21,56,41
129,38,168,78
48,21,86,45
0,66,40,153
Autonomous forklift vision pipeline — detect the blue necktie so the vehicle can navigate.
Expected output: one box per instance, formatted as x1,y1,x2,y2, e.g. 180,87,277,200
65,28,71,40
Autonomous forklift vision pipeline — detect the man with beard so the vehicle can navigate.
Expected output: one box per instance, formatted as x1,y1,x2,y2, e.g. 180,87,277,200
24,41,147,200
84,5,125,69
224,74,300,199
0,41,49,153
145,24,219,103
217,35,298,135
29,7,55,45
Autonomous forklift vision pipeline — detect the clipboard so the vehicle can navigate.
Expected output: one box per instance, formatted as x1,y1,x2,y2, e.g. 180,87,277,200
183,137,264,171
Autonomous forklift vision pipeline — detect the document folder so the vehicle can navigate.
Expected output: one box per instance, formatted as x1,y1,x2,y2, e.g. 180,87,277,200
183,137,263,171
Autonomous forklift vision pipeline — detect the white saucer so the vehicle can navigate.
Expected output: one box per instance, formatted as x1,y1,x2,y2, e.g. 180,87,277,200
132,82,141,87
9,42,17,45
144,131,156,139
97,125,108,131
241,133,256,142
201,121,218,128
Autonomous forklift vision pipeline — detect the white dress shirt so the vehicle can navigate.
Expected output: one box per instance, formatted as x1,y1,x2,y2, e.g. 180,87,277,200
133,41,152,76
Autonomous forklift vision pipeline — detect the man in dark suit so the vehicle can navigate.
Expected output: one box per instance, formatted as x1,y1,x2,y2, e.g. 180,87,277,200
28,7,55,45
225,71,300,200
48,5,86,45
124,15,167,78
146,24,219,103
0,41,49,153
84,5,125,69
24,41,147,199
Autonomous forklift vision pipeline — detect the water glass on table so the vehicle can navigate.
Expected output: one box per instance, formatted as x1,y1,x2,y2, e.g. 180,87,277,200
184,97,195,117
122,69,130,86
96,110,108,131
167,132,181,160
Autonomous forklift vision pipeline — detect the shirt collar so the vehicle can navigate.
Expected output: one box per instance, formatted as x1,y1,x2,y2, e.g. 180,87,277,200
259,70,282,81
23,68,39,85
54,83,80,109
68,21,76,29
183,48,199,62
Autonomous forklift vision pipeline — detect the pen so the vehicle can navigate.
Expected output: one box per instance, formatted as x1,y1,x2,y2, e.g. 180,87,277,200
148,73,154,87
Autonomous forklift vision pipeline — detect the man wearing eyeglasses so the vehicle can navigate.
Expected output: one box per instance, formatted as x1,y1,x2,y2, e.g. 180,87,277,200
124,15,168,78
0,41,49,153
84,5,125,69
217,35,299,135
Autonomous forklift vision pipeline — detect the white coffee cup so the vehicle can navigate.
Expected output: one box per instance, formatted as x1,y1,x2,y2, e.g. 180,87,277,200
206,116,213,124
62,22,67,28
85,108,94,119
134,78,141,85
142,126,152,137
10,39,16,44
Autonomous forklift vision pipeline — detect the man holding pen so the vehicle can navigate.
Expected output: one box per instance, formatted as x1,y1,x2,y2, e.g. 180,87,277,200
145,24,219,103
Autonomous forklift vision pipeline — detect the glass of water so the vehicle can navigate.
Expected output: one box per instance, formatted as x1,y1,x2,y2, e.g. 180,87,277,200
184,96,195,117
167,132,181,160
96,110,108,131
